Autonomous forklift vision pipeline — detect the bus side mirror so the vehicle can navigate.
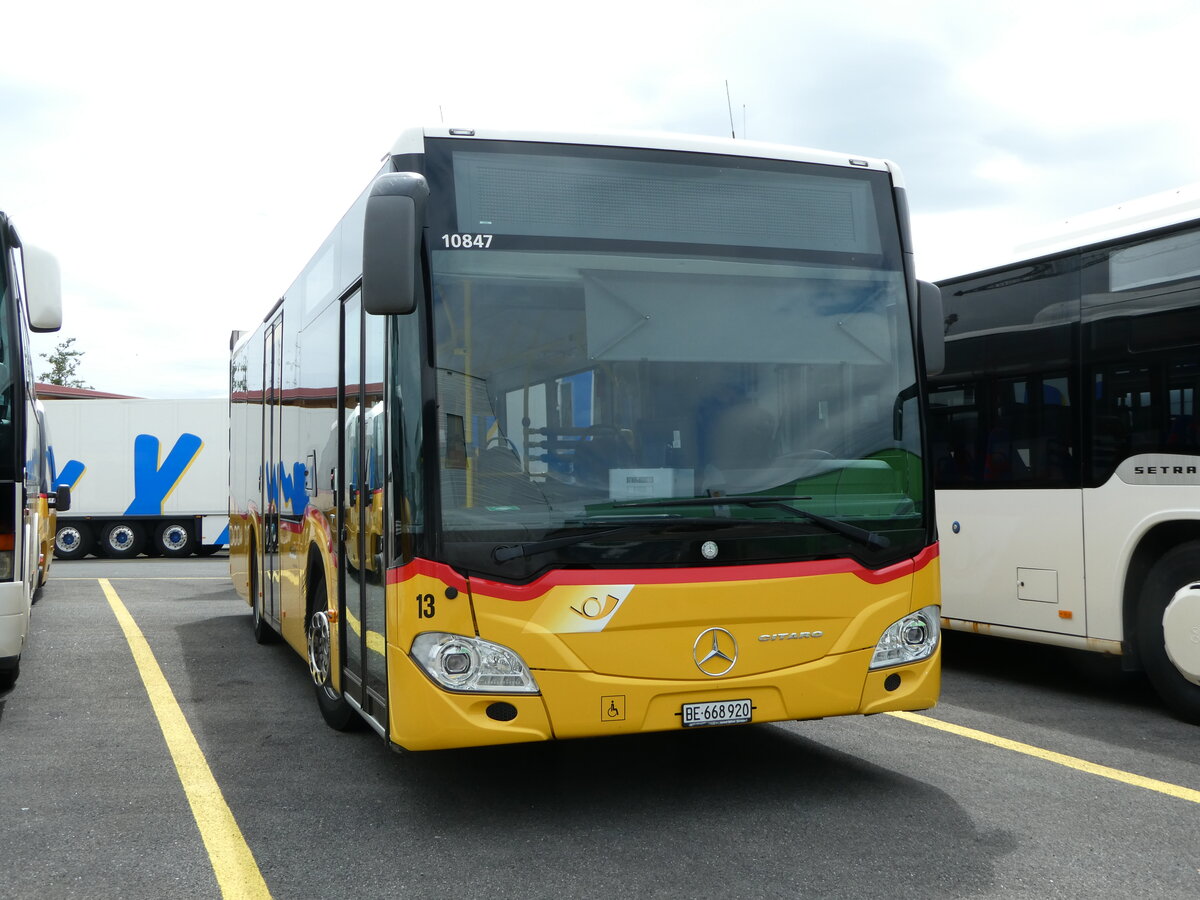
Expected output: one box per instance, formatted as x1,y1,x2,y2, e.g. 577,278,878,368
23,246,63,333
362,172,429,316
52,484,71,513
919,279,944,377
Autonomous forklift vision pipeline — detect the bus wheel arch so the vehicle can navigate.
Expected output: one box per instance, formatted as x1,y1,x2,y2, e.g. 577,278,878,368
305,552,361,731
1133,536,1200,724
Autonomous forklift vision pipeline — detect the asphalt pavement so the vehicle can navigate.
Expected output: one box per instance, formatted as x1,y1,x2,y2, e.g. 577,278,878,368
1,556,1197,899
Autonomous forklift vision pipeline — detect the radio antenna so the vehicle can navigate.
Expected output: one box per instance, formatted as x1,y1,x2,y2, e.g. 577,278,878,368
725,80,736,138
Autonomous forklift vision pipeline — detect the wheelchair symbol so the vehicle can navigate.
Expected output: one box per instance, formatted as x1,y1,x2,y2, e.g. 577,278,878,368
601,695,626,722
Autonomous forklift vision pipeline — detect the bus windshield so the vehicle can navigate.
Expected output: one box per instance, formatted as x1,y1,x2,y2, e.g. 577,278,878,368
424,141,924,577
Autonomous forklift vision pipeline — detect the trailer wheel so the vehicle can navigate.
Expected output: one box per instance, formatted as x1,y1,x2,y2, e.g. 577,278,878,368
101,522,145,559
1136,540,1200,725
54,523,93,561
156,521,194,558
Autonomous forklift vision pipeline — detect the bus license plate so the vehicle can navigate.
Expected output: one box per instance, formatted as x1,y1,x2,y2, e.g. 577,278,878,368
681,699,752,728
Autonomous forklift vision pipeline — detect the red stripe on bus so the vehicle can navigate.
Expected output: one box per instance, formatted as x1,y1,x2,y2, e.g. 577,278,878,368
387,557,471,593
386,544,938,601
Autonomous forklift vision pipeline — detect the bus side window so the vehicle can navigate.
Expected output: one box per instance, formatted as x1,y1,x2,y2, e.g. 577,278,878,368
929,385,981,486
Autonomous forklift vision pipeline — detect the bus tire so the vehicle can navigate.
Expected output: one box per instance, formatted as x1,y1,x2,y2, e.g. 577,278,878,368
101,522,145,559
54,523,93,560
1136,540,1200,725
307,575,361,732
156,521,194,558
0,659,19,691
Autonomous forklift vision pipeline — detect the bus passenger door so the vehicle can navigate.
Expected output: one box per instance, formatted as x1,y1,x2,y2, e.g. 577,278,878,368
935,375,1087,637
261,314,284,626
338,293,388,731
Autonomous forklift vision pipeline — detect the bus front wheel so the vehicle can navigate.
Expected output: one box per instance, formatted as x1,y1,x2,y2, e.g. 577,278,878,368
1137,540,1200,725
307,576,361,732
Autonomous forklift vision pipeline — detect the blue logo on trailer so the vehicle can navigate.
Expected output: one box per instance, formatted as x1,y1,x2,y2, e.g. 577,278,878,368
125,433,204,515
53,433,205,515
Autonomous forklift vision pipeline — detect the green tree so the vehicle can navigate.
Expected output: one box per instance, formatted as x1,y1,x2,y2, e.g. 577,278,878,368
39,337,92,388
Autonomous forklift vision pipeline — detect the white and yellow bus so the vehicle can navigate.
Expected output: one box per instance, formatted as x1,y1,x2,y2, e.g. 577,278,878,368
930,185,1200,723
229,127,944,750
0,211,67,690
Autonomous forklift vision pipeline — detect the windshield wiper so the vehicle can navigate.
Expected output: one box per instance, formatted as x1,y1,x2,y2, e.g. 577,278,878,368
610,495,891,551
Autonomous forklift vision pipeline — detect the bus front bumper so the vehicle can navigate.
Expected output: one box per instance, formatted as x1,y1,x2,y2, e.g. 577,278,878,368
386,645,939,751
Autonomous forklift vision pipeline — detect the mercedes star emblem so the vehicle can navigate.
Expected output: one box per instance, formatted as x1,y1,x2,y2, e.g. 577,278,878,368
693,627,738,676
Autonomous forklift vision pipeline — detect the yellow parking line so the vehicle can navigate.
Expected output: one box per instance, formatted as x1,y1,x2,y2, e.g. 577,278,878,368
100,579,272,898
889,710,1200,804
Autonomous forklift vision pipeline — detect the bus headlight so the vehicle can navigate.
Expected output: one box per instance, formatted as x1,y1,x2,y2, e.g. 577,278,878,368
869,606,940,669
410,633,539,694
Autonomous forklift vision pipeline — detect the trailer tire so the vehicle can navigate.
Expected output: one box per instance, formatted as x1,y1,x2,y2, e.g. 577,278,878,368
54,523,93,560
1136,540,1200,725
156,521,194,558
101,522,145,559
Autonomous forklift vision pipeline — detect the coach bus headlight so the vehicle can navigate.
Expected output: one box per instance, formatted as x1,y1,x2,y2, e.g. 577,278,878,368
869,606,940,669
411,632,540,694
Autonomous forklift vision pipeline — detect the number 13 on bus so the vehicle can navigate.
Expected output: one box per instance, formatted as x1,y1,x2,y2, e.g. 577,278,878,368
229,127,945,751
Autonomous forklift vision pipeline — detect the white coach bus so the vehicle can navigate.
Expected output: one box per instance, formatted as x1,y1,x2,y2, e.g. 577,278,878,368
930,185,1200,723
0,210,67,690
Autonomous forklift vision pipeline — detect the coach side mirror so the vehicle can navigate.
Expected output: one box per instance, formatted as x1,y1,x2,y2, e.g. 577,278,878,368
919,279,944,377
362,172,429,316
23,246,63,333
52,484,71,513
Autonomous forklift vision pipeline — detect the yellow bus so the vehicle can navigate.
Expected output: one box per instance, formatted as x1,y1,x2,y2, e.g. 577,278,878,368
229,127,944,750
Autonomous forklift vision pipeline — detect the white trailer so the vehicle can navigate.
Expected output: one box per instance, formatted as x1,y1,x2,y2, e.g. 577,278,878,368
44,398,228,559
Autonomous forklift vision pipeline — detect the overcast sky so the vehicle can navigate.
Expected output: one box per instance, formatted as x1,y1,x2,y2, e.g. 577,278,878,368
3,0,1199,398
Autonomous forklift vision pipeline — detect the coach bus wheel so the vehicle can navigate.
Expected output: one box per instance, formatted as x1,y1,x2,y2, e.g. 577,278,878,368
156,521,194,558
307,577,361,732
54,523,93,560
1136,540,1200,725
